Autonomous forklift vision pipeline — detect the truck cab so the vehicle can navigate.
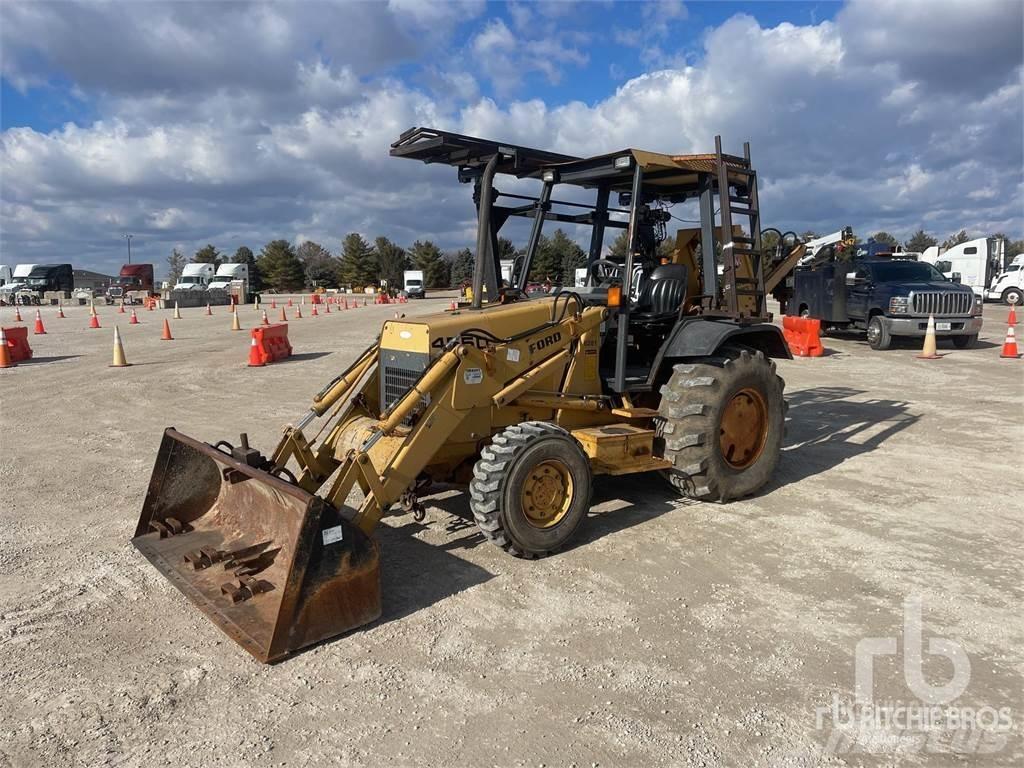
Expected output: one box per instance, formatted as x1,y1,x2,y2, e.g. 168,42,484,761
174,263,215,291
21,264,74,302
208,263,249,301
987,255,1024,305
107,264,155,304
403,269,425,299
792,256,982,350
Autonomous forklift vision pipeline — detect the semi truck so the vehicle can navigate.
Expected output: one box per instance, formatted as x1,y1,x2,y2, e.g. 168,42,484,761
173,263,215,291
0,264,37,304
208,263,250,301
987,254,1024,305
790,254,982,350
403,269,425,298
106,264,156,304
1,264,74,303
918,237,1003,298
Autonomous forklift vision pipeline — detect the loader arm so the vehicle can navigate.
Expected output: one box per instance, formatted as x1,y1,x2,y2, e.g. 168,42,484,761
262,299,608,536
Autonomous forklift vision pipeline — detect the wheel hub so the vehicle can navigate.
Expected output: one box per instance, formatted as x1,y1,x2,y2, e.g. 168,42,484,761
719,387,769,470
521,460,573,528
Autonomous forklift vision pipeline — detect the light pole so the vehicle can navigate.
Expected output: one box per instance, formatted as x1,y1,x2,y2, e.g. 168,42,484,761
124,233,133,264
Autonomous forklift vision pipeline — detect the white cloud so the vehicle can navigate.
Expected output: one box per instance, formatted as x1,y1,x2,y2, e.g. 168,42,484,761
1,1,1021,275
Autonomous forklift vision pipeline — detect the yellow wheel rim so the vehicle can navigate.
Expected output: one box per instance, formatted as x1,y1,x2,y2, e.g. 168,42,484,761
719,387,769,470
521,459,574,529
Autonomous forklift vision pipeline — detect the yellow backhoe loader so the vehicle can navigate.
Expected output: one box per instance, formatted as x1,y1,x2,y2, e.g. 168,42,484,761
133,128,797,662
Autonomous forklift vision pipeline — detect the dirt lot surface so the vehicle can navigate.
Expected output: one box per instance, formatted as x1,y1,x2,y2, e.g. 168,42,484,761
1,296,1021,767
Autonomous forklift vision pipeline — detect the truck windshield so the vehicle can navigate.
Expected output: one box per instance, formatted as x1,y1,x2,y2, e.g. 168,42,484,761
407,280,422,287
871,261,946,283
121,277,142,287
179,277,202,284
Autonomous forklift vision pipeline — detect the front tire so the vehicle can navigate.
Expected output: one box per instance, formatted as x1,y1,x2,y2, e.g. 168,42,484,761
470,422,592,558
866,315,892,350
952,334,977,349
657,348,785,502
1003,287,1023,306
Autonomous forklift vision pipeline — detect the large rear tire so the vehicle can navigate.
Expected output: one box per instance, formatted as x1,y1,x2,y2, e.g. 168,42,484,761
470,422,592,558
657,348,785,502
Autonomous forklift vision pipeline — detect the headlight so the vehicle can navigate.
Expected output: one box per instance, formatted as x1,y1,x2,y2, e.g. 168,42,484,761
889,296,909,315
973,295,983,315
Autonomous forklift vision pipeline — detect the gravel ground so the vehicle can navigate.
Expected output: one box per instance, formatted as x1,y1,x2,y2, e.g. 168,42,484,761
1,295,1021,768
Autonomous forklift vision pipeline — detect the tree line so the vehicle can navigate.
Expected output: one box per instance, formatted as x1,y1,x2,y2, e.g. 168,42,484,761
165,229,590,293
166,226,1024,292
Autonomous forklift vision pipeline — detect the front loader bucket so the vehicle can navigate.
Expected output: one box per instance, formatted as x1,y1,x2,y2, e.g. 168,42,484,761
132,428,381,663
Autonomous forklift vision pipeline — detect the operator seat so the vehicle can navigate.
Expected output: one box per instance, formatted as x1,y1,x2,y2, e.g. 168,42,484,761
632,264,688,322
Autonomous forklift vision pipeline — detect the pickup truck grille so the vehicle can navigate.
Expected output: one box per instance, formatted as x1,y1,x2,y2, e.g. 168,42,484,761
911,291,972,316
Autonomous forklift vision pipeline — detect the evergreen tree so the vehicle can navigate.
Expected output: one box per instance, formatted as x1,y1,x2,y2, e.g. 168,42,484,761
232,245,262,292
449,247,475,286
410,240,449,289
297,241,335,287
375,237,410,290
551,229,587,285
336,233,378,287
529,234,559,283
905,229,938,253
257,239,305,291
870,232,899,247
193,244,222,268
608,229,630,258
497,237,518,263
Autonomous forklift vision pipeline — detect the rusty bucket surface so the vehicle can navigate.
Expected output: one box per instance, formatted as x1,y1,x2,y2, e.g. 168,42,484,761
132,428,381,662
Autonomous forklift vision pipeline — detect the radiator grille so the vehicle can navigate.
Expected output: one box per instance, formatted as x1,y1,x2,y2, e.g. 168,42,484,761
911,291,972,316
383,365,422,410
379,349,430,413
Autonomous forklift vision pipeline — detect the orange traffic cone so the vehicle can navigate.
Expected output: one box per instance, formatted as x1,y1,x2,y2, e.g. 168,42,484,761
343,298,349,310
118,301,126,314
147,300,154,311
33,309,46,335
57,304,66,319
110,326,130,367
261,309,270,326
916,314,941,360
288,298,293,307
14,306,22,322
279,307,287,322
248,336,264,367
450,300,457,310
161,318,174,340
0,327,15,368
271,298,277,309
325,302,331,314
206,303,212,316
1000,323,1020,359
173,301,182,320
231,308,242,331
1008,304,1018,326
311,304,318,317
129,308,139,325
89,314,101,329
295,306,303,319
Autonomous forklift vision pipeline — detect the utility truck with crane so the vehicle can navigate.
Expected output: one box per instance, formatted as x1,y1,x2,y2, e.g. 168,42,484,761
133,127,796,662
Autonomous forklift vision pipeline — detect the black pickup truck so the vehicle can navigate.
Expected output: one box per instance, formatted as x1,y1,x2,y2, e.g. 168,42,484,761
789,257,983,350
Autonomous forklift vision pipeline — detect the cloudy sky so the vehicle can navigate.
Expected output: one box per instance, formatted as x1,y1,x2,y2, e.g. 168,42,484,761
1,0,1021,277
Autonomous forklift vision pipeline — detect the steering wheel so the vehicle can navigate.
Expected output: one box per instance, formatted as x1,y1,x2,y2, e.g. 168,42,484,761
589,259,623,285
